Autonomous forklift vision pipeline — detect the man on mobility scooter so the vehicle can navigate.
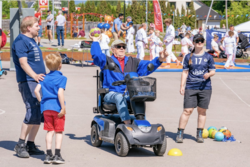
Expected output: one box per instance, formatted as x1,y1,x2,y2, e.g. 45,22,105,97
89,34,169,157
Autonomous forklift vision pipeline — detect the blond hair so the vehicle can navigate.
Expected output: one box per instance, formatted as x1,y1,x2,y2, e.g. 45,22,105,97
20,16,38,33
229,31,234,37
155,30,160,34
45,53,62,71
164,18,172,24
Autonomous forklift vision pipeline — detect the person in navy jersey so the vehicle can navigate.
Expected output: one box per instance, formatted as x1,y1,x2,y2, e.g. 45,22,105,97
176,34,216,143
12,16,46,158
89,35,169,125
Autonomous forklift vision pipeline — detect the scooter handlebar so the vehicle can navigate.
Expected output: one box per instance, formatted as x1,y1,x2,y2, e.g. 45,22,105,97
112,80,126,86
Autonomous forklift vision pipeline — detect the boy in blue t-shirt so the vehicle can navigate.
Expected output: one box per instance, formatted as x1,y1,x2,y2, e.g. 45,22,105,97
34,53,67,164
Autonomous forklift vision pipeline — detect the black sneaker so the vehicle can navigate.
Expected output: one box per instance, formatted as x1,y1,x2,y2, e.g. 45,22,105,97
44,154,54,164
26,144,45,155
176,129,184,143
52,155,65,164
14,143,29,158
197,129,204,143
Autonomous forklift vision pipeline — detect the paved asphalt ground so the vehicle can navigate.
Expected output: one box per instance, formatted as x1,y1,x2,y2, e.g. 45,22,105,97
0,61,250,167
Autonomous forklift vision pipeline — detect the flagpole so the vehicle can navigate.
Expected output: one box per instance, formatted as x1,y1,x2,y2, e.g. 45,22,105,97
226,0,228,31
146,0,148,30
205,0,214,29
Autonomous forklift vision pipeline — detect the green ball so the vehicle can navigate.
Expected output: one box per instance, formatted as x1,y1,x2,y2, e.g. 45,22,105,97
208,128,216,138
90,27,101,37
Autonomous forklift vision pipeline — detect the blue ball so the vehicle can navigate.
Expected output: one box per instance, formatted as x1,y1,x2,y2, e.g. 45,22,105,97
103,23,110,30
207,126,217,131
97,23,103,29
215,132,224,141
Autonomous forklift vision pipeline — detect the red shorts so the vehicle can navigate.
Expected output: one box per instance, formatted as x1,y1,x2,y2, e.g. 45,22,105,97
43,110,65,132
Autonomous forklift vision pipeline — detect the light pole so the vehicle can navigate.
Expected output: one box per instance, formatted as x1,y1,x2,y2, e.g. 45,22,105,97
146,0,148,30
52,0,54,40
226,0,228,31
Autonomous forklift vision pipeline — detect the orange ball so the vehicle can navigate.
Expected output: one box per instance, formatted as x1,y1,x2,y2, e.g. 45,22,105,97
105,31,113,38
222,130,231,139
104,15,113,23
123,32,126,38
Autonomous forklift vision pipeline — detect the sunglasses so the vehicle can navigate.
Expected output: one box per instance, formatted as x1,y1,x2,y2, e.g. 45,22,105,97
115,45,126,49
195,39,204,43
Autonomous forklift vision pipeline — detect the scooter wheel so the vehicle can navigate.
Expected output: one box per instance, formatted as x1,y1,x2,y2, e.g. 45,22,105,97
153,137,167,156
115,132,129,157
243,53,249,59
4,71,7,75
91,124,102,147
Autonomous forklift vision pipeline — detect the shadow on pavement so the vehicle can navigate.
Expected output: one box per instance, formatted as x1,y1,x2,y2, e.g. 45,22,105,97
0,141,44,161
165,131,196,142
65,134,157,157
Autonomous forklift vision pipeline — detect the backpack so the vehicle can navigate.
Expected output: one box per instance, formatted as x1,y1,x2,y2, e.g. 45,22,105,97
1,29,7,48
59,52,71,64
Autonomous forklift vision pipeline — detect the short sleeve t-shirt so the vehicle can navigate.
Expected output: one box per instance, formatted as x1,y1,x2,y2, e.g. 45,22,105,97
39,71,67,113
183,52,216,90
46,14,54,26
12,34,46,83
112,18,122,33
34,12,42,25
211,40,219,51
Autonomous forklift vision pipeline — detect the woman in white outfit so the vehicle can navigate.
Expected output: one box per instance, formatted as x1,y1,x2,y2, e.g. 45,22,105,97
126,22,135,53
148,27,156,60
155,30,163,58
99,29,111,56
135,23,148,60
223,31,236,69
163,18,180,68
211,34,221,58
181,33,194,65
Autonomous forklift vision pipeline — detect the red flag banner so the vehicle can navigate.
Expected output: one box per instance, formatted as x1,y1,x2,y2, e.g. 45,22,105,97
152,0,163,32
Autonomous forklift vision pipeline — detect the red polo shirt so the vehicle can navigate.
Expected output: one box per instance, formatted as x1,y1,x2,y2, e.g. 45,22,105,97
114,55,125,72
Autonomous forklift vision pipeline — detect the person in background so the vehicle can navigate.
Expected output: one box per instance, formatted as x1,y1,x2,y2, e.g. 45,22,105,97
46,10,54,44
78,27,85,38
34,8,43,47
211,34,221,57
154,30,164,58
198,27,203,34
223,31,236,69
99,28,111,57
186,24,191,32
181,33,194,65
112,13,124,40
218,37,225,52
175,28,179,40
181,23,187,34
222,24,226,29
126,22,135,54
148,27,156,61
73,26,78,38
225,25,239,63
135,23,148,60
55,10,66,47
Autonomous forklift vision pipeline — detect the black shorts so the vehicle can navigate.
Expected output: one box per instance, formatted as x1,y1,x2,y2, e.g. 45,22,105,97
47,25,52,30
184,89,212,109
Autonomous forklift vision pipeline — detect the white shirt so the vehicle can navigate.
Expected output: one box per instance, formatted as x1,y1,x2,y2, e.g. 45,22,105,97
135,28,148,44
181,37,193,47
46,14,54,26
211,40,219,51
99,33,110,50
164,24,175,44
56,14,66,26
225,30,238,42
126,27,135,40
223,37,236,55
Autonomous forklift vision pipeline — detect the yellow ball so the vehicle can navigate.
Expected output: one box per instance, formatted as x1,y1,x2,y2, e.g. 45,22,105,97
211,130,218,139
219,129,226,133
167,148,183,156
202,129,209,139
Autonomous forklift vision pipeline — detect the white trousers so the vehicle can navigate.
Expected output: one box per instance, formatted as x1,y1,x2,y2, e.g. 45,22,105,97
181,46,189,65
155,46,163,58
126,38,135,53
165,42,177,63
224,54,235,68
136,42,145,60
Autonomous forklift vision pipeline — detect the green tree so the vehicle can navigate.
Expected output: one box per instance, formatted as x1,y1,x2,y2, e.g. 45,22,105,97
180,5,186,25
130,0,138,23
69,0,76,15
61,1,68,7
166,2,171,18
188,1,196,29
176,8,181,28
160,0,167,20
147,2,154,25
84,0,91,21
116,1,122,18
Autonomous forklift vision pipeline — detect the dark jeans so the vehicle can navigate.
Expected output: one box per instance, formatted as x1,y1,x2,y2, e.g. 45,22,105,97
56,26,64,46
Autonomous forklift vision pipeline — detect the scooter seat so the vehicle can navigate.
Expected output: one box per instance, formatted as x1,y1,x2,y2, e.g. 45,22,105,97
103,102,117,111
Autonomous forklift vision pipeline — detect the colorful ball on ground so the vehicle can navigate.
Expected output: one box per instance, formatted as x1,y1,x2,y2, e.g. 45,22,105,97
211,130,218,139
103,23,110,30
167,148,183,156
222,130,231,139
202,129,209,139
215,132,224,141
104,15,113,23
97,23,104,29
208,129,216,138
218,126,228,132
90,27,101,37
207,126,217,131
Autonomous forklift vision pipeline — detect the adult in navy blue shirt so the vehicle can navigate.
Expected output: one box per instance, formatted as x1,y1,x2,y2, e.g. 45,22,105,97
12,16,46,158
176,34,216,143
90,35,169,125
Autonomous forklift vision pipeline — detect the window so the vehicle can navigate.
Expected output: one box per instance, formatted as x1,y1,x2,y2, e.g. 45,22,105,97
186,2,191,8
169,2,176,9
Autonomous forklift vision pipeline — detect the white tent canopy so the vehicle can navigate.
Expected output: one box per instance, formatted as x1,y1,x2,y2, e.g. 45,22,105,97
235,21,250,32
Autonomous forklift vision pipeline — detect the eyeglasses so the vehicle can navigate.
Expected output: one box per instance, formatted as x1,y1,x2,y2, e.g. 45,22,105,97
195,39,204,43
115,45,126,49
